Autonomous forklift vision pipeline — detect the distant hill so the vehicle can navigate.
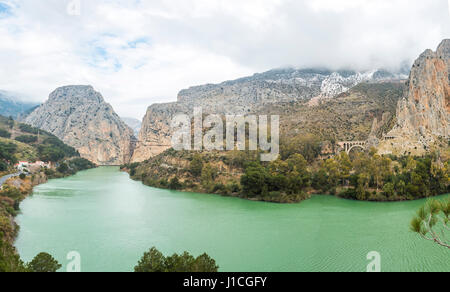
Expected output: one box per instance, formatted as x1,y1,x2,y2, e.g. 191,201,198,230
0,115,81,164
0,90,39,119
121,117,142,136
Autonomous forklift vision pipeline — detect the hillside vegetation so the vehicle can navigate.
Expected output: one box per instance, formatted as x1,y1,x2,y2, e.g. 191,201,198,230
0,115,82,171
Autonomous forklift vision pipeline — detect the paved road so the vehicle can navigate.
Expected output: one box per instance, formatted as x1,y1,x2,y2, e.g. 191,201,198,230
0,173,20,187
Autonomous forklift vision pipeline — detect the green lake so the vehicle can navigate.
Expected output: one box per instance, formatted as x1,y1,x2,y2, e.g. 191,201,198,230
15,167,450,272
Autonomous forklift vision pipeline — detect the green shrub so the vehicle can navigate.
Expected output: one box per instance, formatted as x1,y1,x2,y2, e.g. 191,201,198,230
168,177,183,190
158,179,169,188
268,191,281,197
44,168,55,176
57,163,69,173
0,237,28,272
0,128,11,138
68,158,95,171
1,186,21,200
0,161,7,172
18,124,39,134
190,154,203,177
240,163,269,196
0,142,18,164
212,183,227,194
27,252,62,272
15,135,38,143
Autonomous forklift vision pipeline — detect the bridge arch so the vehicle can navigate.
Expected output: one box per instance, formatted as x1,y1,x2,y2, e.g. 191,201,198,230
337,141,368,154
347,144,366,154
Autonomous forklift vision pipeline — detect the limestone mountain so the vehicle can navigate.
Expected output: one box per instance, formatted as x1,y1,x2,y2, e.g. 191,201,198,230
379,39,450,155
132,68,406,162
177,68,406,114
25,86,135,165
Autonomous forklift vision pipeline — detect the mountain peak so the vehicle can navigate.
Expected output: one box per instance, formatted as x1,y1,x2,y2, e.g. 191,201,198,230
49,85,104,104
25,86,135,165
437,39,450,58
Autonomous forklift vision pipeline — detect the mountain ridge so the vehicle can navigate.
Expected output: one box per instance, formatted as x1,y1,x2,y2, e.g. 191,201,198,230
132,67,407,162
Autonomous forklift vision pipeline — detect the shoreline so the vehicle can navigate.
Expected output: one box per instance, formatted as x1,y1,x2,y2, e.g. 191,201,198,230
121,168,449,205
1,172,48,244
1,166,96,249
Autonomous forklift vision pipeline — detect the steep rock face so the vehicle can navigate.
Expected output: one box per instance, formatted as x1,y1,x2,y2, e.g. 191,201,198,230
379,40,450,155
132,68,405,162
132,103,185,162
25,86,135,165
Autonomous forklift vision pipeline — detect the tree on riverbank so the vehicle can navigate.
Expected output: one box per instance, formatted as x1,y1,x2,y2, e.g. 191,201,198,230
134,247,219,272
27,252,62,272
410,198,450,249
0,232,62,272
1,188,63,272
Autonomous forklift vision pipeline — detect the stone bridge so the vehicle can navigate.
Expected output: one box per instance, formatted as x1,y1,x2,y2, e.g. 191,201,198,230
336,141,368,154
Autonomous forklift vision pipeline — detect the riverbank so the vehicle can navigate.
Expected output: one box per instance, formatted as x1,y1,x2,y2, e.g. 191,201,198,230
124,169,446,205
0,162,96,272
123,167,311,204
2,169,81,242
0,172,48,242
122,149,449,204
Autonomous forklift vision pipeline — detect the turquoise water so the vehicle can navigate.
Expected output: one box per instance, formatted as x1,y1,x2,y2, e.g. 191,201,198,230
15,167,450,272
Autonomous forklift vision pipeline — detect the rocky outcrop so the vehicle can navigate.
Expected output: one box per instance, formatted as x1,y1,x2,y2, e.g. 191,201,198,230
133,68,405,162
132,102,186,162
25,86,136,165
379,39,450,155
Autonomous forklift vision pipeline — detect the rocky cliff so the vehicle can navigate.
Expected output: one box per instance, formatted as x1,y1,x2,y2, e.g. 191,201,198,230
25,86,136,165
379,39,450,155
133,68,405,162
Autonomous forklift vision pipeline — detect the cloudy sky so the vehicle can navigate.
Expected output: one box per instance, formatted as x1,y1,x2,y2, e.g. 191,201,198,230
0,0,449,119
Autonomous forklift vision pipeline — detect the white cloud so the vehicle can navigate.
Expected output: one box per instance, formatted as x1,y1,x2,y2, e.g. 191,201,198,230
0,0,448,118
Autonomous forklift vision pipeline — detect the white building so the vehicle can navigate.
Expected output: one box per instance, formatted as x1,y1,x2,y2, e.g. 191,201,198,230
15,161,52,172
15,161,29,171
